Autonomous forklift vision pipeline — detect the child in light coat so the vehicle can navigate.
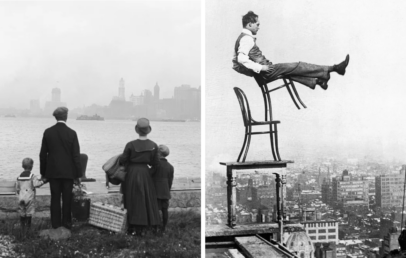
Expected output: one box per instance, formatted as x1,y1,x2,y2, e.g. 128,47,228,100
15,158,45,233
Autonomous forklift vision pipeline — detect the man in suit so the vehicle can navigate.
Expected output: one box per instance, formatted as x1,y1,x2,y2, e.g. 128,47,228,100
40,107,82,229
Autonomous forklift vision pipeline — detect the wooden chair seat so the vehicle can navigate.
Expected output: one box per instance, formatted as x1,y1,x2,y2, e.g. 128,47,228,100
250,120,280,126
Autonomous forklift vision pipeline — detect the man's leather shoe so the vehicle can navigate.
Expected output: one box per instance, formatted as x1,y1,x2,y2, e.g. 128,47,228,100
316,79,328,90
334,54,350,75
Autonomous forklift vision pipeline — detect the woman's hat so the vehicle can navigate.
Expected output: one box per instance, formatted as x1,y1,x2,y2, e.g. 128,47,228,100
135,118,152,135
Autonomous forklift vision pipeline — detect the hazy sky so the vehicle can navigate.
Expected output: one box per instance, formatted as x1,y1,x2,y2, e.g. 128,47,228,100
206,0,406,171
0,0,200,109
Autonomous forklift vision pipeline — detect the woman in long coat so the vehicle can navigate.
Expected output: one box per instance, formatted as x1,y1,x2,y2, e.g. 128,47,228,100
119,118,160,235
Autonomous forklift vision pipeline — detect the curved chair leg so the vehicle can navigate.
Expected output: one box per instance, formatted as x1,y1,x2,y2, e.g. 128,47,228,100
242,126,252,162
237,127,249,162
269,124,277,161
264,84,273,122
289,79,307,109
260,85,269,121
282,78,300,110
274,124,282,161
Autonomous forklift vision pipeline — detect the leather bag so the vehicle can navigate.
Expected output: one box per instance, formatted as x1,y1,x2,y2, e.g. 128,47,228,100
102,154,126,185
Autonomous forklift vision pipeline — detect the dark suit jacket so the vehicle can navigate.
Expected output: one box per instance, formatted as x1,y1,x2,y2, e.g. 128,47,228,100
39,122,82,179
152,158,174,200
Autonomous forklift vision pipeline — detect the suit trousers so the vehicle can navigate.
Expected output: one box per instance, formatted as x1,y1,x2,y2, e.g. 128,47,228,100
261,62,330,89
49,178,74,229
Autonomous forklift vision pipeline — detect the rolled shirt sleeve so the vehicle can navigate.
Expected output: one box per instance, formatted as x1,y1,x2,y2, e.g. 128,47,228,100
237,35,263,74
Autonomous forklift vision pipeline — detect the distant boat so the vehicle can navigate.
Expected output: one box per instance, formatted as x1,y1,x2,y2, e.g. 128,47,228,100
77,114,104,121
4,114,16,117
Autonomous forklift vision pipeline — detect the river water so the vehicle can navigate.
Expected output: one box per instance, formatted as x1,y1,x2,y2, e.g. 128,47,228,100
0,117,200,180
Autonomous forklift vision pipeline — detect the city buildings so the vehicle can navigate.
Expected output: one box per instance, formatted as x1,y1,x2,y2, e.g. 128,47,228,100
44,87,67,115
285,231,315,257
376,167,406,209
108,79,200,119
381,228,401,257
27,78,201,120
321,178,333,207
205,160,406,257
332,170,369,210
302,220,339,244
300,190,322,204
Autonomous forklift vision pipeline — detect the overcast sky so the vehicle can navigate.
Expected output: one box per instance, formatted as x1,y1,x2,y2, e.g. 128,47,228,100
206,0,406,170
0,0,200,109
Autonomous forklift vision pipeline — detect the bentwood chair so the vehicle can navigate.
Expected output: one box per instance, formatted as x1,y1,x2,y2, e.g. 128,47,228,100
254,75,307,121
234,87,282,162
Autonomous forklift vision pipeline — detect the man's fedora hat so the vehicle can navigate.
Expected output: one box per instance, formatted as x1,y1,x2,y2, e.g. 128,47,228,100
53,107,68,120
135,118,152,135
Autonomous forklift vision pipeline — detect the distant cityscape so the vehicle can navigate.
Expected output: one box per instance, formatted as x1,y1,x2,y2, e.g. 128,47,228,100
206,157,406,257
0,78,201,120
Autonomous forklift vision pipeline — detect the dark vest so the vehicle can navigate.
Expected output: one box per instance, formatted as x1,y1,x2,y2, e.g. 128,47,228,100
232,33,271,77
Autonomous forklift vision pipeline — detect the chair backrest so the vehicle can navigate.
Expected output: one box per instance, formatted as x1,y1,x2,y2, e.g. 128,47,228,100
234,87,252,127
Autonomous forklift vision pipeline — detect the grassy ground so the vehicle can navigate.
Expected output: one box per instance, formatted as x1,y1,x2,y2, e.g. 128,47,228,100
0,211,201,258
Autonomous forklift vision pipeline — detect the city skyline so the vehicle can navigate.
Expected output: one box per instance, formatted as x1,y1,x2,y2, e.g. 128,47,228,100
0,1,201,109
18,78,200,111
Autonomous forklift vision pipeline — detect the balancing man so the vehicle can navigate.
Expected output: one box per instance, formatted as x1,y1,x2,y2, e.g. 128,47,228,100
232,11,350,90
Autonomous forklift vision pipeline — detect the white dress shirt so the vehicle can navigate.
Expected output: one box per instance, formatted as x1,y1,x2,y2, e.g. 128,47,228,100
237,29,263,74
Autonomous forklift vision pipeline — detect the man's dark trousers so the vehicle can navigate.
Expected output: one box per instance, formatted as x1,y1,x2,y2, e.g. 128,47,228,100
49,178,74,229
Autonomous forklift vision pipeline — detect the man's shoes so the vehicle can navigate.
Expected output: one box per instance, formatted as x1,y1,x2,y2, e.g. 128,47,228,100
333,54,350,75
316,78,328,90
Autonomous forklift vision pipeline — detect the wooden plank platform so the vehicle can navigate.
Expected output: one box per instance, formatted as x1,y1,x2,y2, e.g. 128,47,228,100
206,248,245,258
235,236,294,258
228,249,245,258
220,160,293,170
205,223,303,237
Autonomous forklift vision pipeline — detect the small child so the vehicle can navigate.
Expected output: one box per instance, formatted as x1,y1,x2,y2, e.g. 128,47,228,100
15,158,45,233
153,145,174,232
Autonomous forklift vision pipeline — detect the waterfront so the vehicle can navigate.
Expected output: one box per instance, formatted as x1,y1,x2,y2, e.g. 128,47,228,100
0,117,200,180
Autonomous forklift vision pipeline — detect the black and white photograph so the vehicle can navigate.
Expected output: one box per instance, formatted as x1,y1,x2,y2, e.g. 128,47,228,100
0,1,201,257
205,0,406,257
4,0,406,257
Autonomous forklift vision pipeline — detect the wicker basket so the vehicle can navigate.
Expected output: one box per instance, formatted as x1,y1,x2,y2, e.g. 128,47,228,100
88,202,127,233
